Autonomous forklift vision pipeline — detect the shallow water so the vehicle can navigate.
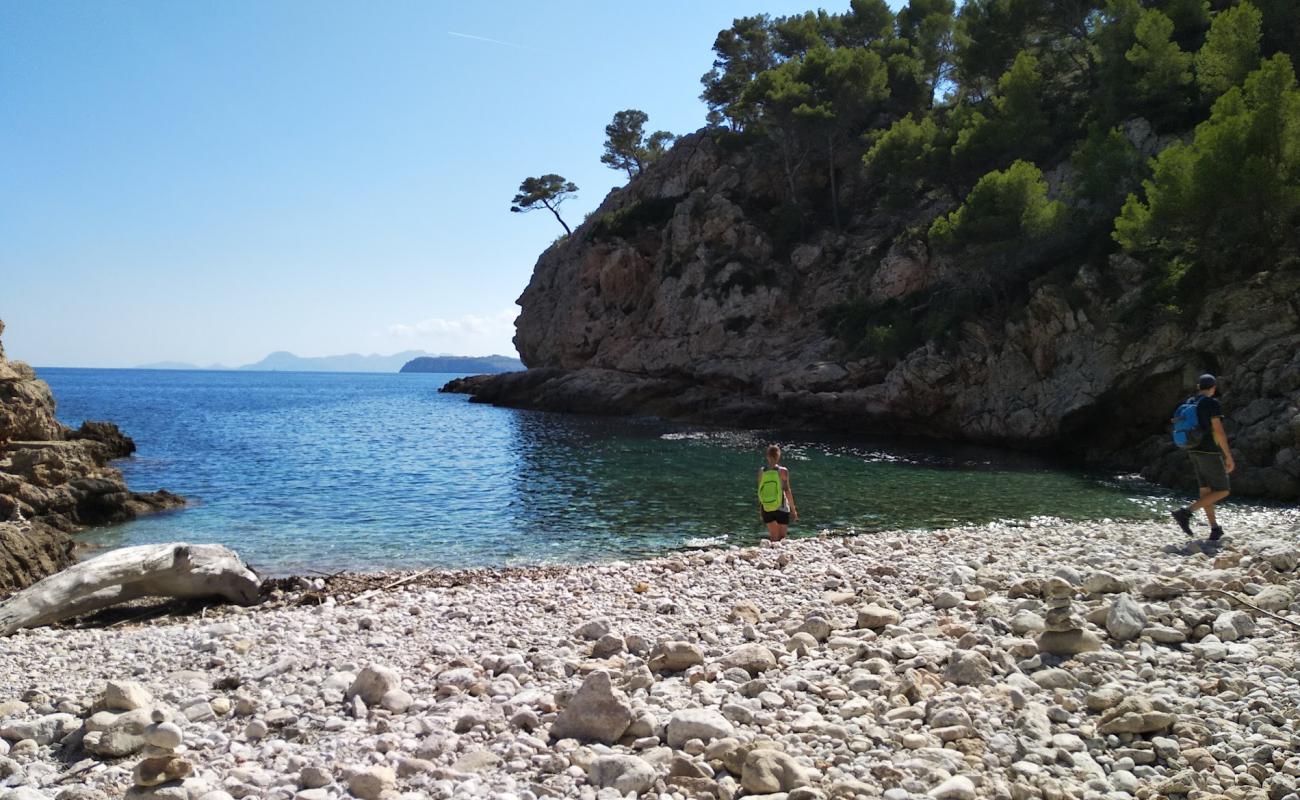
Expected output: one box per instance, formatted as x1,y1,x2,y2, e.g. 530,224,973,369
39,368,1175,575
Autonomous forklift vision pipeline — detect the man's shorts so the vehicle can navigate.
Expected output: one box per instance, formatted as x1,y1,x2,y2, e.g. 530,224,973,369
1189,451,1230,492
761,509,790,525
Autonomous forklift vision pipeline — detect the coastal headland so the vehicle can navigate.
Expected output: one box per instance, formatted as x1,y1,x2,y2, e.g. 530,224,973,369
1,511,1297,799
0,319,184,591
442,123,1300,503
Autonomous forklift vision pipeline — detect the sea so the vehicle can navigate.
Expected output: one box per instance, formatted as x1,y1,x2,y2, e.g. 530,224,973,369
37,367,1178,576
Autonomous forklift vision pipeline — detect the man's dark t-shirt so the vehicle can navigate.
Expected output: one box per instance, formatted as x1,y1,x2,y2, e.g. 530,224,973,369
1192,395,1223,453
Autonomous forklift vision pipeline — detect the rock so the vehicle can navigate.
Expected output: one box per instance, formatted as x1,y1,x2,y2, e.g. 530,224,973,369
99,681,153,712
1036,629,1102,656
299,766,332,789
944,651,992,686
667,709,735,748
855,604,900,629
379,689,412,714
549,670,633,744
345,665,401,706
1082,571,1129,594
1009,611,1045,635
718,644,777,675
1098,696,1177,734
132,756,192,787
1253,585,1293,611
729,601,762,624
0,714,75,746
587,754,657,795
1248,539,1299,572
143,722,183,750
573,618,612,640
1105,593,1147,641
346,766,395,800
1213,610,1256,641
929,776,977,800
742,749,813,794
648,641,704,672
2,790,51,800
932,590,962,609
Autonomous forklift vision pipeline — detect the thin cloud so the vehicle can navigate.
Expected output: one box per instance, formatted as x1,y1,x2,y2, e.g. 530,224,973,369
387,309,518,339
447,31,531,50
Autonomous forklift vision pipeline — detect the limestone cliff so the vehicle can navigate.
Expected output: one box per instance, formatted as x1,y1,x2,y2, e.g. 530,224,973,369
447,129,1300,501
0,319,184,591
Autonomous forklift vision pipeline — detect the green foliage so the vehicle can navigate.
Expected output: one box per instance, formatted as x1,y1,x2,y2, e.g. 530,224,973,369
1114,53,1300,273
600,110,676,179
590,196,683,241
1070,125,1145,216
1126,9,1194,123
863,112,945,206
1194,2,1263,100
929,160,1068,253
510,174,579,235
894,0,956,100
951,51,1050,171
701,16,777,130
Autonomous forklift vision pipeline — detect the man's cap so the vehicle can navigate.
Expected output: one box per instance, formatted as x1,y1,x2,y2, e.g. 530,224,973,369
1198,373,1217,389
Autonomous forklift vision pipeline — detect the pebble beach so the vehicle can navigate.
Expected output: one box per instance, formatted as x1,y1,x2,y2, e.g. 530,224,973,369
2,510,1299,800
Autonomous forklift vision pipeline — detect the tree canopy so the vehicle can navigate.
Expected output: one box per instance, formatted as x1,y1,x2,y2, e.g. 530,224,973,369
510,175,579,236
601,110,676,179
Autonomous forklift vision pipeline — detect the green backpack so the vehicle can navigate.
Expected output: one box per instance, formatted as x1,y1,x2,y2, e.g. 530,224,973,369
758,467,784,512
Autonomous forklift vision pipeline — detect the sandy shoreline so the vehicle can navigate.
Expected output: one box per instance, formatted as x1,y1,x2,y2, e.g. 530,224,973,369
1,510,1299,800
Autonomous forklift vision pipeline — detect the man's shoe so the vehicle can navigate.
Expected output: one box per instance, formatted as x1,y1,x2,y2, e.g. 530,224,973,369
1171,507,1194,536
1209,524,1224,541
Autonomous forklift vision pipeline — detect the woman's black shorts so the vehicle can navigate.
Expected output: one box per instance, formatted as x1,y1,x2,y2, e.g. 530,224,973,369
761,509,790,525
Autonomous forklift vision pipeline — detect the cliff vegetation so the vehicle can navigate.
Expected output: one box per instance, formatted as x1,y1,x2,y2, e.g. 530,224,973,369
448,0,1300,501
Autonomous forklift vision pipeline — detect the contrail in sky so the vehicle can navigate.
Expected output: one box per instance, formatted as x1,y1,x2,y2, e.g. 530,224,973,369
447,31,531,50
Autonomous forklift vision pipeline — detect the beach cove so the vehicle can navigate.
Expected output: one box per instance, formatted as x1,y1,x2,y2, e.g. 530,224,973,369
1,511,1298,800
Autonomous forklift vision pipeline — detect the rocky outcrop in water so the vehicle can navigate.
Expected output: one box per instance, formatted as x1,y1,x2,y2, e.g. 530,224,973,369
445,128,1300,500
0,319,184,592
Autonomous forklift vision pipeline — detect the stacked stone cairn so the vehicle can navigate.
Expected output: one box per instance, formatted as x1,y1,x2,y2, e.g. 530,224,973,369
1036,576,1102,656
126,713,191,800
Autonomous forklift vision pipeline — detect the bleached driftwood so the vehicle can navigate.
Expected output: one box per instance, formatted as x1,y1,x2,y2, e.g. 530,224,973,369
0,542,261,636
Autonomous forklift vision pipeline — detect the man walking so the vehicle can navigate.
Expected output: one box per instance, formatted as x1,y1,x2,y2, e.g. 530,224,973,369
1171,374,1235,540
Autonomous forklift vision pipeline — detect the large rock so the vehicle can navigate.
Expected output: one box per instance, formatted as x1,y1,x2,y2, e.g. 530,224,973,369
856,604,900,629
587,754,656,795
717,643,777,675
1036,629,1102,656
1097,696,1177,734
1105,594,1147,641
549,670,633,744
943,651,992,686
0,319,184,593
742,749,814,794
648,641,704,672
666,709,734,748
346,665,402,706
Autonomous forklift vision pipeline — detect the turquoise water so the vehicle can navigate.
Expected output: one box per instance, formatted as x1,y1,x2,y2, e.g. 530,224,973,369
38,368,1170,575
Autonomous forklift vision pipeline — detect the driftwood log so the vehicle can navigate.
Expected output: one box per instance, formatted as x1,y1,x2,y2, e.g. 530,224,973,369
0,542,261,636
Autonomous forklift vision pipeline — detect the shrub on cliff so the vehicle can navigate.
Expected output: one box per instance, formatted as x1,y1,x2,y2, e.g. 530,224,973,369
928,160,1068,260
1114,53,1300,277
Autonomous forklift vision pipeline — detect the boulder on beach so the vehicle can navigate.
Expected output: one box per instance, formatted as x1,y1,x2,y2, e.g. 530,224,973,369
548,670,633,744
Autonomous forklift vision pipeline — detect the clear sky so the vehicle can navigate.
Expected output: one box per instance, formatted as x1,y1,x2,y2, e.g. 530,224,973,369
1,1,897,368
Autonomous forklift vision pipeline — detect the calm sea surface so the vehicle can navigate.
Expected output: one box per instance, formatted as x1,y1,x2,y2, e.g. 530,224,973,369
38,368,1173,575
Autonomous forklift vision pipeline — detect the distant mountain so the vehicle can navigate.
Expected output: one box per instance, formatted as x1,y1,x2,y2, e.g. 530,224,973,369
237,350,432,373
399,355,524,374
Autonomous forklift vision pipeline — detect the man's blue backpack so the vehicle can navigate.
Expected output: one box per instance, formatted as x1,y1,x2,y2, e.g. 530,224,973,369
1171,396,1203,449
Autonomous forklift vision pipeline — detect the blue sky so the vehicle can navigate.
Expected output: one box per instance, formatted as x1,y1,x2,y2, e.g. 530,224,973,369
1,1,897,367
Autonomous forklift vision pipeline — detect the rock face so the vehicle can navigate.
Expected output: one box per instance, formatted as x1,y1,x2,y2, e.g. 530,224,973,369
443,129,1300,501
0,319,184,592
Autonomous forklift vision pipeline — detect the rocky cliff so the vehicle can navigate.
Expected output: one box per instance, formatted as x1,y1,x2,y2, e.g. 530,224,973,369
0,319,184,591
447,128,1300,501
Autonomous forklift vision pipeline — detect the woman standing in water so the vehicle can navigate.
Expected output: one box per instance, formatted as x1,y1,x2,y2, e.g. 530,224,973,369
757,444,797,542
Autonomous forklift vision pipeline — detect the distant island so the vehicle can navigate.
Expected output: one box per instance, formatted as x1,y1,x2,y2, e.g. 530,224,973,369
236,350,432,373
131,350,523,373
399,355,523,374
